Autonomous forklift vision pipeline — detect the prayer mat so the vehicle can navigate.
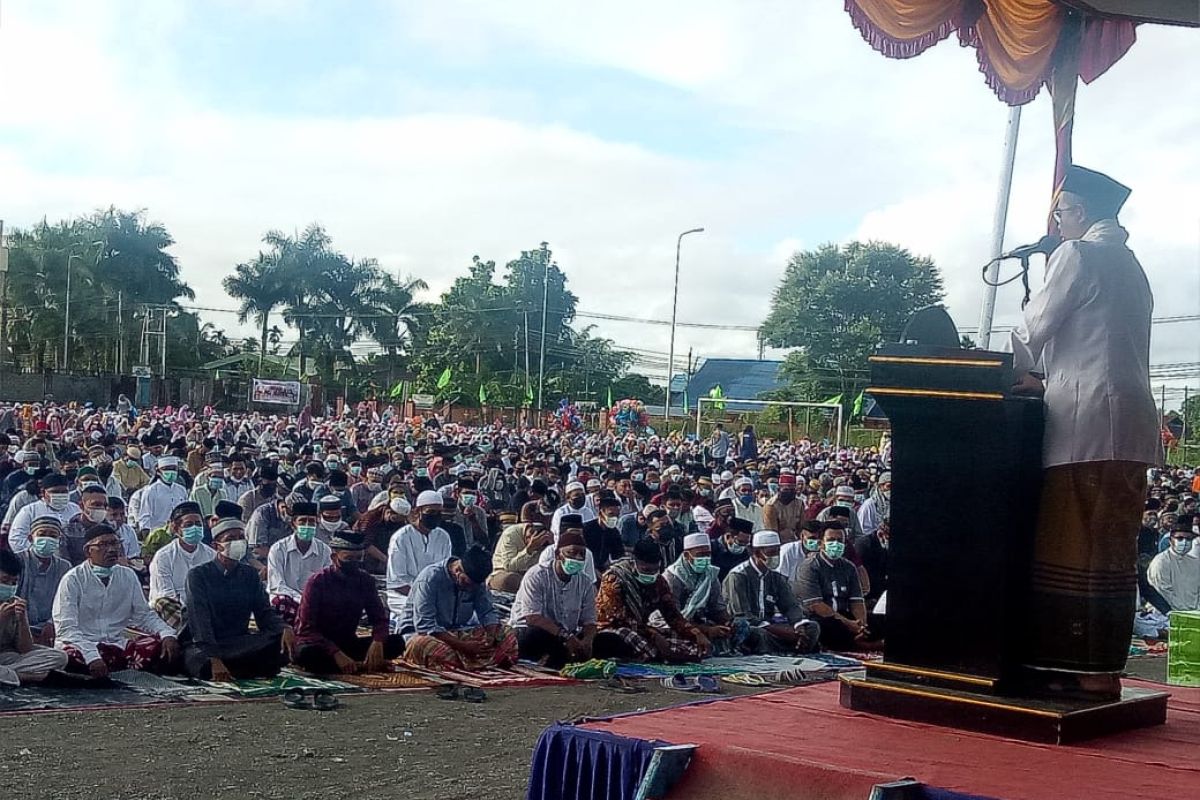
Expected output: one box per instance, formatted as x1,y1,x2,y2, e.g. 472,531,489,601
0,682,178,714
615,654,839,679
109,670,216,698
201,670,362,698
399,661,578,688
336,671,443,691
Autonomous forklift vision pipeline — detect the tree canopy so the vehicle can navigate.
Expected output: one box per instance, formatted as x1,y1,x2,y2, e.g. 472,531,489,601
759,241,945,404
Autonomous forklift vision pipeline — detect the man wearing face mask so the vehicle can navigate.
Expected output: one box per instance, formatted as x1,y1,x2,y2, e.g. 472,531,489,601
582,494,626,575
1147,517,1199,613
60,485,111,565
189,456,227,519
0,548,70,686
53,523,181,678
857,472,892,538
238,465,279,523
315,495,349,543
510,530,598,668
452,477,489,549
777,520,827,586
762,473,804,544
181,518,286,681
293,531,404,674
148,502,216,631
135,457,189,536
658,534,744,655
1,451,42,510
712,516,753,580
267,501,332,626
551,481,596,536
724,531,820,654
8,474,81,555
400,546,518,669
796,523,872,651
222,455,254,504
15,516,71,646
594,538,708,662
386,490,453,619
731,477,764,532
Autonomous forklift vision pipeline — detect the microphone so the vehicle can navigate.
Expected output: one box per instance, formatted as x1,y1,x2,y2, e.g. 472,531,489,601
1001,234,1061,260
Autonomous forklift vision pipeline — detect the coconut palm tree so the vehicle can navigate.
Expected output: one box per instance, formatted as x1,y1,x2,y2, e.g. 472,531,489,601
222,252,287,374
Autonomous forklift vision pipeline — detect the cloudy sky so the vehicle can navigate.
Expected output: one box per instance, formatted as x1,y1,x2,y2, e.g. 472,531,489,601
2,2,1197,399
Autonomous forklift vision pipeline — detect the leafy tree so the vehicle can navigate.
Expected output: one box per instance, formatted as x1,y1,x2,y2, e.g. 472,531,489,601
760,241,945,404
223,252,288,373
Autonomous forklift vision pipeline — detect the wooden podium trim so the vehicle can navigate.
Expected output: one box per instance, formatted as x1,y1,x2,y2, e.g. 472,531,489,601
840,676,1060,719
869,356,1004,368
867,387,1005,401
869,661,996,689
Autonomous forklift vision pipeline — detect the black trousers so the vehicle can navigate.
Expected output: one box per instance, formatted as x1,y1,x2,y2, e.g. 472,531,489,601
184,632,286,680
293,634,406,675
516,626,571,669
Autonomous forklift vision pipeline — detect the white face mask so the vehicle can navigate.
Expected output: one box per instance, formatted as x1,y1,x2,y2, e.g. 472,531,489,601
320,518,341,531
222,539,248,561
47,493,69,511
86,508,108,523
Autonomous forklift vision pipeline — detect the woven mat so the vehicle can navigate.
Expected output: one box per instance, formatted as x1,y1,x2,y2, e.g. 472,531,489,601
200,670,363,697
398,661,577,688
337,671,443,690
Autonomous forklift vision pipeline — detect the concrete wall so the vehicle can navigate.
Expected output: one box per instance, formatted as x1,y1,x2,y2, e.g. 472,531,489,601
0,372,214,408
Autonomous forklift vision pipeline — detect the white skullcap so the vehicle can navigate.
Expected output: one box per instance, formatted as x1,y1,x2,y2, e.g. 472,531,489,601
720,470,734,482
835,485,855,497
389,497,411,516
586,478,602,489
734,476,753,488
157,456,180,469
565,481,585,494
683,533,710,550
416,490,444,509
752,531,781,548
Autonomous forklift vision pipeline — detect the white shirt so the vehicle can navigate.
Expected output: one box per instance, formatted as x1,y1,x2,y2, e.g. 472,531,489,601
1147,549,1200,613
551,503,596,535
777,540,811,584
267,535,332,602
732,496,764,532
9,499,83,553
537,542,597,583
115,523,141,560
148,538,216,607
135,480,190,532
386,524,452,615
223,477,254,504
53,563,176,665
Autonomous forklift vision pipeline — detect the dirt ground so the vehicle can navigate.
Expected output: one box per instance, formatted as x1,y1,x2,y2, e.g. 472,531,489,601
0,657,1169,800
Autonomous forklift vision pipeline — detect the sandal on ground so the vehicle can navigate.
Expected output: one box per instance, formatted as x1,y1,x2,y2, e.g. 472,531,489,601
436,684,461,700
311,689,339,711
462,687,488,703
281,688,311,709
600,677,648,694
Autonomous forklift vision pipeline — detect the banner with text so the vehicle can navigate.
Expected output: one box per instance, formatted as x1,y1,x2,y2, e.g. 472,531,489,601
251,379,302,406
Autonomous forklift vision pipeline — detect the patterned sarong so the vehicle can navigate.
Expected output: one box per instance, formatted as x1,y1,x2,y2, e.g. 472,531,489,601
62,635,164,672
402,626,518,670
1027,460,1147,674
270,595,301,626
151,596,186,631
595,627,703,663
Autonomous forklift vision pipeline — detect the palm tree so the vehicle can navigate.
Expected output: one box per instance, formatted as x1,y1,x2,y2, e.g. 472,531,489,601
223,252,287,374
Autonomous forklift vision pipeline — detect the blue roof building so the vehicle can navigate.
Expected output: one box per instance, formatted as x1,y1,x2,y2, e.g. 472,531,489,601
676,358,786,413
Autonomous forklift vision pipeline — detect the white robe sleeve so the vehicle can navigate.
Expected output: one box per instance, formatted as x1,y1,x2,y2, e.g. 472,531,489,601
1010,242,1094,377
52,570,98,665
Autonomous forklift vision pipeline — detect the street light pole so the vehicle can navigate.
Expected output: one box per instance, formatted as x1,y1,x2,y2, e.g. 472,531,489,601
64,252,82,370
665,227,704,421
536,245,551,415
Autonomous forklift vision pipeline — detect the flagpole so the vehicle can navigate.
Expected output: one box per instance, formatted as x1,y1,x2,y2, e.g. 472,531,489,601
977,104,1022,350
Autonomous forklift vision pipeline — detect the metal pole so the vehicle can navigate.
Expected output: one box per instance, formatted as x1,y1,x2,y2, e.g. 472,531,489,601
523,309,531,401
117,291,123,373
536,250,549,413
160,309,168,378
666,228,704,420
977,105,1023,350
1183,386,1190,445
0,219,7,374
63,253,77,370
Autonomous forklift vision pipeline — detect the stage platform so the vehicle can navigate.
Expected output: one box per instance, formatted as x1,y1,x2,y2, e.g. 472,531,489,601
527,678,1200,800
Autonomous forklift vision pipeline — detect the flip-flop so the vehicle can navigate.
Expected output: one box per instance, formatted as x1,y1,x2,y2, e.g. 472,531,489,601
696,675,722,694
662,674,701,692
436,684,460,700
600,677,648,694
312,689,339,711
722,673,768,686
281,688,311,709
462,687,488,703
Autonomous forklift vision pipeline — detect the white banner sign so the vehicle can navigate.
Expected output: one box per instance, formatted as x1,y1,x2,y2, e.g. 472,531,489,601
252,379,302,406
411,393,435,408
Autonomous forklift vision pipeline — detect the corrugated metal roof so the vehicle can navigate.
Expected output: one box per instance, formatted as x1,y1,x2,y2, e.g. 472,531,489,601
681,358,785,411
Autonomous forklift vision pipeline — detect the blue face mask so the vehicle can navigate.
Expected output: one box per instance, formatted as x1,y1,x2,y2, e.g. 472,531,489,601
824,540,846,560
739,493,755,505
90,564,114,580
634,570,658,585
182,525,204,546
0,583,16,601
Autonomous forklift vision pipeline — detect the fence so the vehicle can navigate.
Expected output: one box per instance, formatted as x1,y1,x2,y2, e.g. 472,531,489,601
0,371,216,409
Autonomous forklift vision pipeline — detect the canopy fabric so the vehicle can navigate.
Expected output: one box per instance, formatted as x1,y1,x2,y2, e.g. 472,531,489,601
844,0,1137,105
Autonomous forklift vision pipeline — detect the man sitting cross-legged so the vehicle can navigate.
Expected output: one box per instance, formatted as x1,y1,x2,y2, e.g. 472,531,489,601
400,546,518,670
52,523,181,678
15,515,72,646
657,533,748,655
266,500,331,626
0,549,69,686
510,530,597,669
181,518,287,681
594,538,710,663
292,531,406,675
724,530,820,654
148,501,215,631
795,521,874,651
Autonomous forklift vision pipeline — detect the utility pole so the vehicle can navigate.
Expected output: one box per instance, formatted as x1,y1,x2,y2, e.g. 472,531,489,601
536,244,550,413
523,309,531,402
666,227,704,420
0,220,8,375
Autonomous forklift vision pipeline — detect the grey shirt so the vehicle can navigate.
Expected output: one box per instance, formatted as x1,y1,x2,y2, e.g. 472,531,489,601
796,553,863,615
509,561,596,633
723,559,809,626
16,549,71,631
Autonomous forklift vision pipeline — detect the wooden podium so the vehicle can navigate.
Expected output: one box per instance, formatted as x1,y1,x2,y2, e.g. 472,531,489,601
839,330,1168,743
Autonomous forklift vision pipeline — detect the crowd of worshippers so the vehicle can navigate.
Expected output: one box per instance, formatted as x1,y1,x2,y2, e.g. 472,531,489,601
1139,476,1200,620
0,400,1194,686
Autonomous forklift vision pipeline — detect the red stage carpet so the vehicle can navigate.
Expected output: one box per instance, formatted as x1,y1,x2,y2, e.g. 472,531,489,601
580,679,1200,800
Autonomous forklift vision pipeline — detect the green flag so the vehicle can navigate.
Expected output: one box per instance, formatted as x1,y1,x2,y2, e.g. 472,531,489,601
478,384,488,405
822,393,843,406
683,386,689,414
709,384,725,411
524,384,534,407
607,386,613,409
852,390,865,418
388,381,404,399
436,367,452,390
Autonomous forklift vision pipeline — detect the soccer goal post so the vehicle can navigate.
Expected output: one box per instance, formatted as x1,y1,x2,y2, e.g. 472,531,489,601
694,397,844,451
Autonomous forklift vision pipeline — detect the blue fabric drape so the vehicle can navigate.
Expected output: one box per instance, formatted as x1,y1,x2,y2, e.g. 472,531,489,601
526,723,669,800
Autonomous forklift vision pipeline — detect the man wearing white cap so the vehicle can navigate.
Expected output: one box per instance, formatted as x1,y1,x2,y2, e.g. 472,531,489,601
816,485,864,542
386,490,452,618
551,481,595,536
730,476,764,532
656,533,746,655
135,457,189,535
724,531,820,654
